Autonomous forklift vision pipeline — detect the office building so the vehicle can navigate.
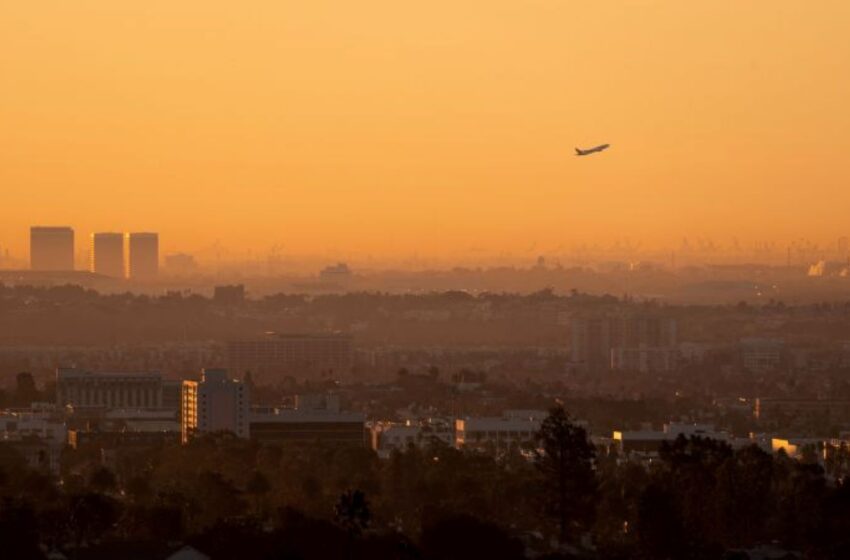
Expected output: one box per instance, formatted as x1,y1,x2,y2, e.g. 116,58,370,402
127,232,159,279
181,369,250,443
56,368,166,409
164,253,198,275
90,232,125,277
30,226,74,271
227,333,353,379
320,262,352,281
249,393,365,446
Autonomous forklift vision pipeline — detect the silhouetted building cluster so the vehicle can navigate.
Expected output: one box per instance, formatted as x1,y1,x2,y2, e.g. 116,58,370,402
27,226,159,279
30,226,74,271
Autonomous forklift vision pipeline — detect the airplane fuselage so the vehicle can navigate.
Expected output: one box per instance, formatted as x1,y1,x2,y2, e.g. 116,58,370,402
575,144,610,156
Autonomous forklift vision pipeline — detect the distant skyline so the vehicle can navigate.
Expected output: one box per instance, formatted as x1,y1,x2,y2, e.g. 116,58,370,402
2,2,850,260
2,225,848,272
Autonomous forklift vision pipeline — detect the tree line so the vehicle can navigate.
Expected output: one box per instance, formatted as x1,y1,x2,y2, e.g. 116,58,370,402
1,406,849,559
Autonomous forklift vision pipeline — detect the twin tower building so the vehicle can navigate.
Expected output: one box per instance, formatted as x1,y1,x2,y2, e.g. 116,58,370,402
30,226,158,279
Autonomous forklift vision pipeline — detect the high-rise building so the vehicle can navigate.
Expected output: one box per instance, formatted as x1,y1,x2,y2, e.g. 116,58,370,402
127,232,159,279
30,226,74,271
90,232,125,278
181,369,250,443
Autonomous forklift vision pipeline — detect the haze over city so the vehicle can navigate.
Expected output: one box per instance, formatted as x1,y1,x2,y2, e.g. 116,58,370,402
3,3,850,560
3,1,850,264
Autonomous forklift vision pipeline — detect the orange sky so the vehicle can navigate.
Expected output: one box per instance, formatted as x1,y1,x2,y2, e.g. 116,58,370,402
2,1,849,262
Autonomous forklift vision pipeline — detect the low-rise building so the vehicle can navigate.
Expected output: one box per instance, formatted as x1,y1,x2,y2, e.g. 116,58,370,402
612,423,730,458
56,367,166,409
370,418,453,456
754,398,850,423
0,403,66,474
454,410,546,451
249,393,365,446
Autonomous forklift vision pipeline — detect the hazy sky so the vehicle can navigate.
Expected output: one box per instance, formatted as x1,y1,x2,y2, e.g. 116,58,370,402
2,1,849,261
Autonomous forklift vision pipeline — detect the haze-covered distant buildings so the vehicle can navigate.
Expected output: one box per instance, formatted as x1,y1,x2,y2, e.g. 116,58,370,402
127,232,159,279
741,338,784,373
90,232,125,278
213,284,245,305
320,262,352,281
227,333,354,380
30,226,74,271
164,252,198,275
26,226,161,280
569,312,677,373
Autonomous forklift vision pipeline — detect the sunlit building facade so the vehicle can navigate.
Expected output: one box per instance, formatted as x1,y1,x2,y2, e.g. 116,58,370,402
181,369,249,443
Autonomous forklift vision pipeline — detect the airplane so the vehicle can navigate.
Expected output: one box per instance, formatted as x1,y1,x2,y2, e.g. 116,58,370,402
575,144,610,156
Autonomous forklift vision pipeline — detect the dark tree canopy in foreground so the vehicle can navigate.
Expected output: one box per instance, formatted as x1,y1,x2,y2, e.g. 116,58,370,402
1,407,850,559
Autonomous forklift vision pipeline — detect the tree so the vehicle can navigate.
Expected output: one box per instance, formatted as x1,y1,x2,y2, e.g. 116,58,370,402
420,514,524,560
0,499,42,560
335,489,371,537
535,405,597,543
636,483,687,560
246,470,271,517
336,490,371,560
14,372,39,406
89,467,117,494
68,492,120,548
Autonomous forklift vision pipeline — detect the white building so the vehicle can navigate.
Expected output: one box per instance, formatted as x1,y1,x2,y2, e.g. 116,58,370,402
181,369,249,443
370,418,454,456
0,403,66,474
